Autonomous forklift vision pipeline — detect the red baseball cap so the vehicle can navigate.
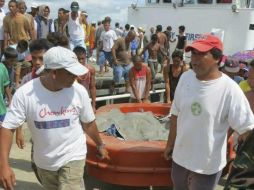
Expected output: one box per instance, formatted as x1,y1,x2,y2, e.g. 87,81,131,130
185,34,223,52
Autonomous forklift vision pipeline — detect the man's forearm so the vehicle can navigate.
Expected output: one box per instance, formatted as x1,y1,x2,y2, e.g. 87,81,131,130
90,87,96,108
131,84,140,100
5,86,12,104
166,115,177,149
3,32,8,49
0,128,14,165
144,82,150,99
111,48,117,63
31,29,36,40
165,85,171,102
82,121,103,146
144,72,151,98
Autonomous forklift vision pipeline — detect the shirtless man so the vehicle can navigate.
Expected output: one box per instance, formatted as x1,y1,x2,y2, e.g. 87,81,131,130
140,34,167,88
111,30,136,93
156,25,168,73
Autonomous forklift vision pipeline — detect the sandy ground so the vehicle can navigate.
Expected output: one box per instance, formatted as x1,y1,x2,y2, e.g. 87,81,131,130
7,143,43,190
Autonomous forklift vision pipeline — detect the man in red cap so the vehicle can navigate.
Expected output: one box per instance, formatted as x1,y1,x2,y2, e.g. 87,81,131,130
164,34,254,190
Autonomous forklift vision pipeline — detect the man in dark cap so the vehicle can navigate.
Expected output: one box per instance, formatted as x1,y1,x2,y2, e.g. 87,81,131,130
68,1,86,50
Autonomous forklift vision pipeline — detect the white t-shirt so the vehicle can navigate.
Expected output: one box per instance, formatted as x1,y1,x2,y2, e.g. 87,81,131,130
100,29,117,52
0,8,5,40
68,12,85,41
2,78,95,171
171,70,254,175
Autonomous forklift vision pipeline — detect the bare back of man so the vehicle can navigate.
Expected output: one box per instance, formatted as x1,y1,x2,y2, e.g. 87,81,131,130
157,32,167,50
157,32,168,72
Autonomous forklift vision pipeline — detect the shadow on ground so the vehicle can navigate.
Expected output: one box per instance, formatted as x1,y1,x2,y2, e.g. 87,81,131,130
14,180,43,190
9,158,33,172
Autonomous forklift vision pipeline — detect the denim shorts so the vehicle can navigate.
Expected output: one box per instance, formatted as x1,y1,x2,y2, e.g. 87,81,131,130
98,51,106,66
69,39,86,50
113,64,132,83
103,51,114,67
0,114,5,122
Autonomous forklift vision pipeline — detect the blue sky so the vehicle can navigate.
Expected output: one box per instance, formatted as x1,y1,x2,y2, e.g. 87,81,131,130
6,0,145,25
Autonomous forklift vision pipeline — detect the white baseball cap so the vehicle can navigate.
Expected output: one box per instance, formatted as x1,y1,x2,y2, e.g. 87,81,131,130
31,3,38,8
43,46,88,76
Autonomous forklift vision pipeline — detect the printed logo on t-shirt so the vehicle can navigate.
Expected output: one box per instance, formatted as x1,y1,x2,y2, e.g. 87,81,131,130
191,102,202,116
39,107,78,118
34,119,70,129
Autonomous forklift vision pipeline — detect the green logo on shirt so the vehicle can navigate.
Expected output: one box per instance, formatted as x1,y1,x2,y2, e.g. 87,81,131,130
191,102,202,116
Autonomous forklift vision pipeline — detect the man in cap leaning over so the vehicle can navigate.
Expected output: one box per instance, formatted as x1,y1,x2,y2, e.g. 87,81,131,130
164,34,254,190
0,46,109,190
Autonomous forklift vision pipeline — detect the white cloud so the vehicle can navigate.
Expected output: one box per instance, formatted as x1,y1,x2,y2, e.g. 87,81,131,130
3,0,144,25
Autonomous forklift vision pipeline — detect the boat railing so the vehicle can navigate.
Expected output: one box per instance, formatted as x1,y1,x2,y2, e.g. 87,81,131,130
95,89,166,104
145,0,253,8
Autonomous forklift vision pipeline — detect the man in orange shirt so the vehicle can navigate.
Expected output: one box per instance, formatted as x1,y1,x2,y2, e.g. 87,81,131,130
3,0,33,49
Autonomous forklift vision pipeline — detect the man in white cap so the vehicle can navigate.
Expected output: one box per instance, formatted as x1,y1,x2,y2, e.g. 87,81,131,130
0,46,109,190
30,3,38,17
28,2,38,33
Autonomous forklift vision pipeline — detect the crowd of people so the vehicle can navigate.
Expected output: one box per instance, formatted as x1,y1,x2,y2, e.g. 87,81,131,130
0,0,191,109
0,0,253,190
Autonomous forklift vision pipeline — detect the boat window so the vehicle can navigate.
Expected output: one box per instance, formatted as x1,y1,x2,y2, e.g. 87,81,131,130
147,0,160,3
198,0,213,3
217,0,232,3
163,0,171,3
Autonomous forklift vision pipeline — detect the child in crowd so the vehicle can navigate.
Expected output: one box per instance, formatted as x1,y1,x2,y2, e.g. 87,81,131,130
129,55,151,103
2,47,20,90
97,51,109,75
2,40,32,87
17,40,29,61
2,40,30,62
73,46,96,112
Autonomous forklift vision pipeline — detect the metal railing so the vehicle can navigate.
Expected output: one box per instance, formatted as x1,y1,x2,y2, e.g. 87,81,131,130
95,89,165,104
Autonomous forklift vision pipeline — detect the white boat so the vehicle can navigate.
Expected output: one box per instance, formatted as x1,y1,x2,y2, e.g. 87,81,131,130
128,0,254,55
